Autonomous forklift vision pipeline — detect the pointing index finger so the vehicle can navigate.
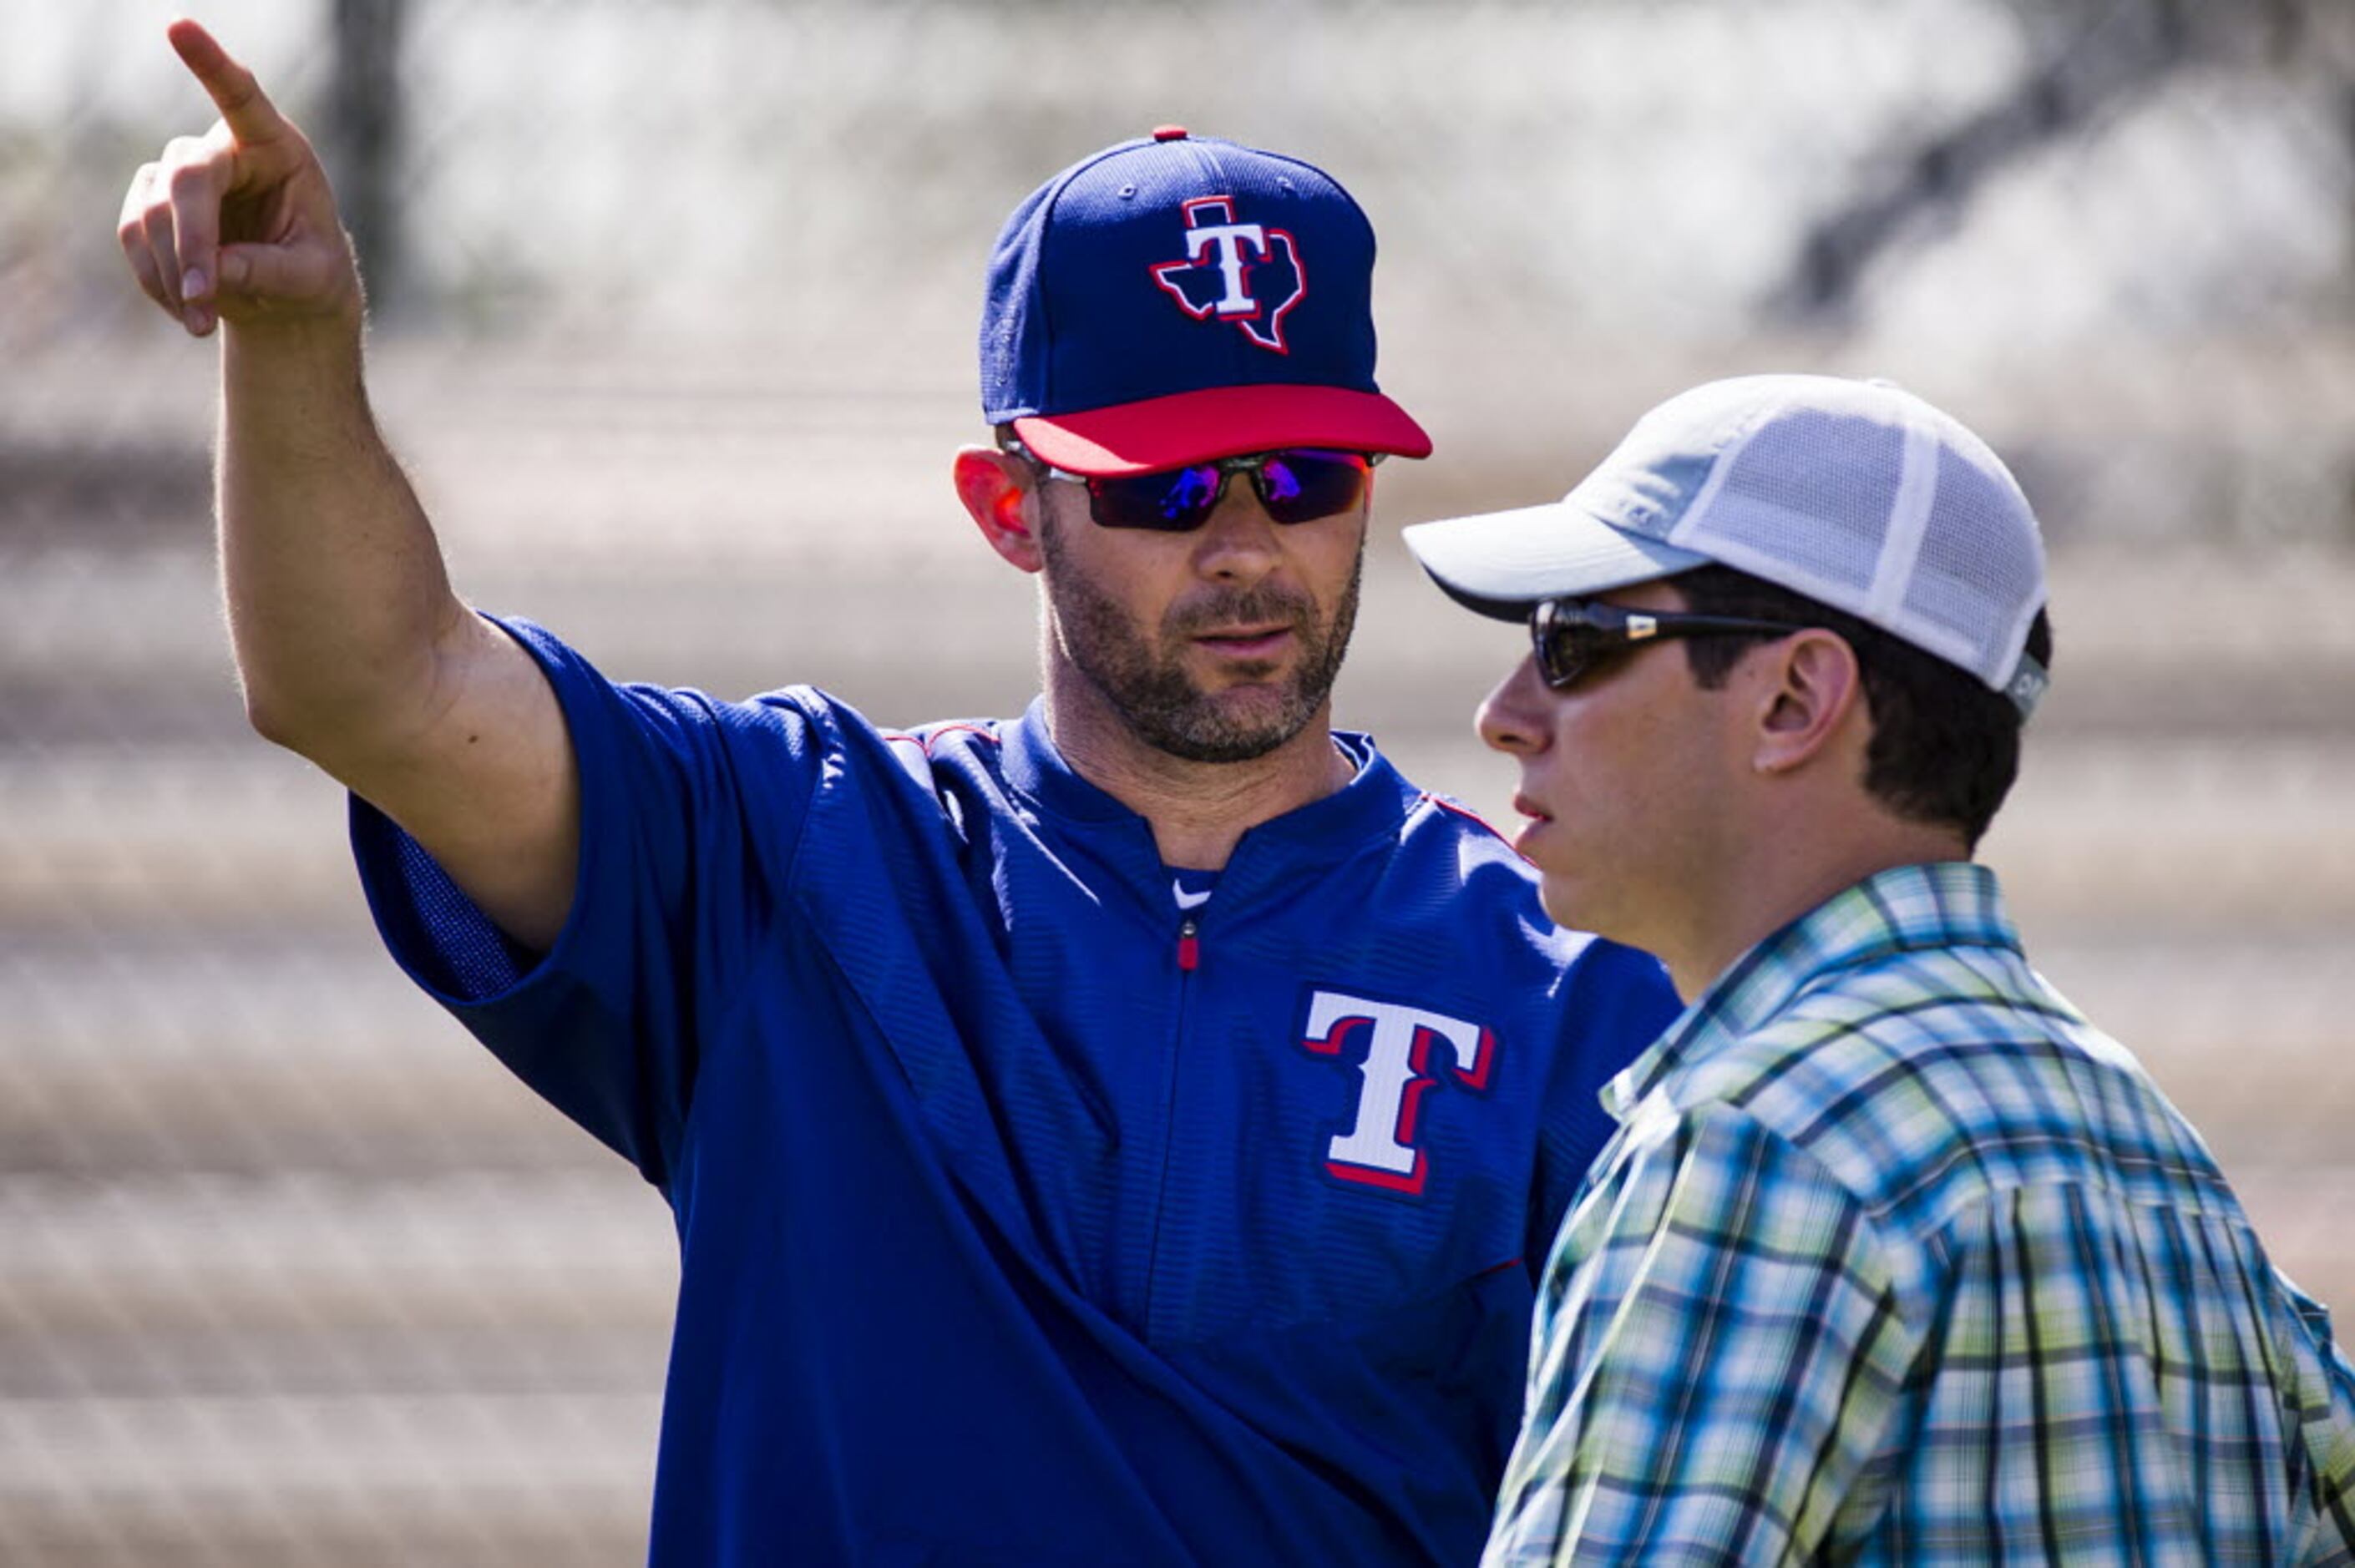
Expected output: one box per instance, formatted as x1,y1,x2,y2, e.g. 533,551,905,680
166,18,287,146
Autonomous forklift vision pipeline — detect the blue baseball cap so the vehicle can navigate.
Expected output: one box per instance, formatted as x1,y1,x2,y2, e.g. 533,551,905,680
980,126,1431,477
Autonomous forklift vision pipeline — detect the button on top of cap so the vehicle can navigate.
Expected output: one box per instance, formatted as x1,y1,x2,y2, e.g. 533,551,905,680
1152,124,1189,142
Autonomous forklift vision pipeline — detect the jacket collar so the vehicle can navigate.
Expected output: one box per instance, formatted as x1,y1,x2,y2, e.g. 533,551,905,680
999,697,1421,896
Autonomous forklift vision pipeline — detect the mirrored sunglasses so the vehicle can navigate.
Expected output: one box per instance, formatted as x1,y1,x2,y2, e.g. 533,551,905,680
1013,443,1380,532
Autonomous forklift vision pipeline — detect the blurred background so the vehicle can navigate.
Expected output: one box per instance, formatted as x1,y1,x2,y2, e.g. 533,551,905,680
4,0,2352,1561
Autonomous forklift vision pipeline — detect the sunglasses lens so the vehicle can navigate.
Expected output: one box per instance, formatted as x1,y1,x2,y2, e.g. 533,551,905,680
1081,451,1372,530
1537,629,1582,689
1535,604,1612,690
1086,465,1225,531
1254,451,1372,524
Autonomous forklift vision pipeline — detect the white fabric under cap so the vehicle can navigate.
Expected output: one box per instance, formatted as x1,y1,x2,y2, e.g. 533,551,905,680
1403,374,2049,716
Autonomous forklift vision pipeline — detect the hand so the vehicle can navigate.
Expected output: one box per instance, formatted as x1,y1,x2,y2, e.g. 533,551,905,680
119,18,362,337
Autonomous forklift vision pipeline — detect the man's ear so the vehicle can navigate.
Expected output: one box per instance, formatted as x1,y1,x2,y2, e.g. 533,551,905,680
1751,630,1865,775
955,447,1045,574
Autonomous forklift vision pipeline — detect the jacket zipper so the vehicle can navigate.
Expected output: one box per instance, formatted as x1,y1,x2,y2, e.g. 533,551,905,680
1142,913,1202,1337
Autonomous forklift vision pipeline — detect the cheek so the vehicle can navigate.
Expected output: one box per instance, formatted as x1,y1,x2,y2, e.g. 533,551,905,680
1639,720,1742,862
1267,516,1360,592
1545,705,1694,842
1313,524,1368,594
1049,536,1183,635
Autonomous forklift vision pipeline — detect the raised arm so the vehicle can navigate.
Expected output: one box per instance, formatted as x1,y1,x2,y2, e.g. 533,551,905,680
120,19,576,950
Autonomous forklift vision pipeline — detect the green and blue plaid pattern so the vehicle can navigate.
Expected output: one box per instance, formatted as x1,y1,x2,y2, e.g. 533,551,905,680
1488,862,2355,1565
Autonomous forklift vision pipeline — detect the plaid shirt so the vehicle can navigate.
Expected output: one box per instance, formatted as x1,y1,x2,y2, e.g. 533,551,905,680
1488,862,2355,1566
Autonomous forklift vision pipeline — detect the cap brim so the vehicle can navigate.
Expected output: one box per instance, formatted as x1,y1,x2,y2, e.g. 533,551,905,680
1013,385,1431,477
1402,501,1714,622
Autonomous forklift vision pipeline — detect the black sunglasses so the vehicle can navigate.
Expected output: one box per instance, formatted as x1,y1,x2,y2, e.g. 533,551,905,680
1008,441,1380,532
1531,597,1811,691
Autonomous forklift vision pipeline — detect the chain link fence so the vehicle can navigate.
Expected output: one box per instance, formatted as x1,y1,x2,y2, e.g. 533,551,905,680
6,0,2353,1560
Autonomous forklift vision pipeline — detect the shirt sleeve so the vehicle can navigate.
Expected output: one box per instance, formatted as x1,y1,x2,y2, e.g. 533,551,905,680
1487,1104,1920,1567
349,615,826,1190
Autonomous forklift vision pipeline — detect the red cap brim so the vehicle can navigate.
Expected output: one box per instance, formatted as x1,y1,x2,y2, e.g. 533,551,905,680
1012,385,1432,477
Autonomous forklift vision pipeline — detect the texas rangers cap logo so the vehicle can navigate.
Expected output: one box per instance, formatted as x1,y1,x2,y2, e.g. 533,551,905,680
1149,195,1307,355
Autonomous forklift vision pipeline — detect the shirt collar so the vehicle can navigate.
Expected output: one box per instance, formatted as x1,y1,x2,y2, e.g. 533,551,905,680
1603,861,2023,1119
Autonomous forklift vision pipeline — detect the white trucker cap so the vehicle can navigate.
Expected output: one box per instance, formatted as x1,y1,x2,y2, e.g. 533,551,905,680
1404,375,2050,716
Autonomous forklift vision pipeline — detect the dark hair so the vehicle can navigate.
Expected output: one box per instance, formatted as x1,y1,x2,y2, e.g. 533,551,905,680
1670,564,2054,850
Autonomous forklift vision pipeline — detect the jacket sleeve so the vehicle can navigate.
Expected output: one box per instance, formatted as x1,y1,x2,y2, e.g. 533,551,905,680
350,615,826,1191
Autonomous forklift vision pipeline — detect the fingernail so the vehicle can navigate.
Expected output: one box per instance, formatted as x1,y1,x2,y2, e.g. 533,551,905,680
182,266,206,301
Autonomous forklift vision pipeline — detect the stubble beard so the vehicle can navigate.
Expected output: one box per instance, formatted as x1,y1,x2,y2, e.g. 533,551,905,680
1039,518,1363,764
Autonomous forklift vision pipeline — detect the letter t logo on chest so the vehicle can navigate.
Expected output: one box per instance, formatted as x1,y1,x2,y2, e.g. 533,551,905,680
1301,992,1496,1196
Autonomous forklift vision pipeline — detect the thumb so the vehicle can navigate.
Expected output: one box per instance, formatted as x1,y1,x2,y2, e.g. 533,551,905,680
217,238,354,310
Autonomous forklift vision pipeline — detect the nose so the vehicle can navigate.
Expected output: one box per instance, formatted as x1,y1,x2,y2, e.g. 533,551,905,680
1476,655,1552,756
1190,480,1283,586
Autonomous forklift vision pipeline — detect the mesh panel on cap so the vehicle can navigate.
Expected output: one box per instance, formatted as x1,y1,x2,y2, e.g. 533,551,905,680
1901,443,2044,682
1685,407,1902,599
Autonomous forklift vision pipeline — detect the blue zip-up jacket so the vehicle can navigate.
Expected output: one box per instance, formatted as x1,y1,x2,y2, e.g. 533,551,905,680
353,617,1679,1565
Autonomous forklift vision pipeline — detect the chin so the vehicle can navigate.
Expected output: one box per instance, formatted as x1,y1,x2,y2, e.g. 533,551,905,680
1537,873,1623,943
1208,683,1299,725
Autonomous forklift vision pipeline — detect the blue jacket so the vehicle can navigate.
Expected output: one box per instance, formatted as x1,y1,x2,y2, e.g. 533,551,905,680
355,618,1679,1565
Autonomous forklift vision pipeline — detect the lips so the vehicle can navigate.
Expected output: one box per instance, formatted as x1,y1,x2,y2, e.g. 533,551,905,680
1507,794,1552,857
1194,624,1294,656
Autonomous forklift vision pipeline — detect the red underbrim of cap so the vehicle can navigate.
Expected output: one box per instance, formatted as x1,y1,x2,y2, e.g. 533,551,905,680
1012,386,1433,477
